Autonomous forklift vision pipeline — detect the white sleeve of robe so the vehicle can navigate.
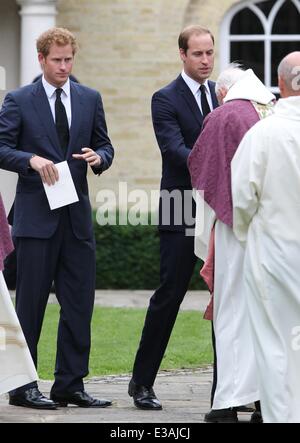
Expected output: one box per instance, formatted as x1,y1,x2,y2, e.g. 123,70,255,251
193,188,216,260
231,124,267,244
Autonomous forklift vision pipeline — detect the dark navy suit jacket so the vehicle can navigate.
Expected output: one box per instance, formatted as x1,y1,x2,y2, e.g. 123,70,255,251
0,79,114,240
152,74,218,230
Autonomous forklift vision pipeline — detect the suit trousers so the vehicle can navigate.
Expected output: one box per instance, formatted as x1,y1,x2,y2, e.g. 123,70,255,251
132,230,198,387
13,207,96,394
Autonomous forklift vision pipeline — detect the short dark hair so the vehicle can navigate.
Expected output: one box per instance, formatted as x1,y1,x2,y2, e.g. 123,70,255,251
178,25,214,54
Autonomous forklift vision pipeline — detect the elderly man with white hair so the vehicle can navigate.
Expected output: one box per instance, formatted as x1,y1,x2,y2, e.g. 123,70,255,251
188,63,275,422
232,52,300,423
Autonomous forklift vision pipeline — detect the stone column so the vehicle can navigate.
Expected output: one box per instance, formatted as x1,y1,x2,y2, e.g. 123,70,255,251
16,0,57,86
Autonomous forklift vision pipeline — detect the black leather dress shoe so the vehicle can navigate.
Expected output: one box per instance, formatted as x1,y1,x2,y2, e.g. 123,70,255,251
9,387,57,410
204,408,238,423
128,379,162,410
50,390,112,408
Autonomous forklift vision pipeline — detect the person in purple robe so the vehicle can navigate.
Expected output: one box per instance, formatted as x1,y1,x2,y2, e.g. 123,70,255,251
188,64,275,423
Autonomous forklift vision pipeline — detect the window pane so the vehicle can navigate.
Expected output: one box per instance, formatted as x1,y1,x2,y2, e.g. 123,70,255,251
256,0,276,18
231,41,265,82
272,0,300,34
230,8,264,34
271,41,300,85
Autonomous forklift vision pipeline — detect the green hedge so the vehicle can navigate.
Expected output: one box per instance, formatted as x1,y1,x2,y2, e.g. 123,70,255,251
94,216,208,290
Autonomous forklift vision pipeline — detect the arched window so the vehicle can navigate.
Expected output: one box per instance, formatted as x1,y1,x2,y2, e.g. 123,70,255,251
220,0,300,94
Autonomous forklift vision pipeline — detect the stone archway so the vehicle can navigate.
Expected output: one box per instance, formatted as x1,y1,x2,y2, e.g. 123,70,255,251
183,0,242,25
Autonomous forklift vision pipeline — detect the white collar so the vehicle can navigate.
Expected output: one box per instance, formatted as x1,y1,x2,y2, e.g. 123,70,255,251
275,96,300,120
42,76,70,99
223,69,275,105
181,70,210,96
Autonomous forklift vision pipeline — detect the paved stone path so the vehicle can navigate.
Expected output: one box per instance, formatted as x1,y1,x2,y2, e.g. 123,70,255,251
0,368,253,423
2,291,254,424
50,289,211,311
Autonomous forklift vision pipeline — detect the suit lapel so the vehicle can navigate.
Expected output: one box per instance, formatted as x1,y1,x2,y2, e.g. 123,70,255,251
31,80,61,155
177,76,219,123
67,82,83,158
177,76,203,127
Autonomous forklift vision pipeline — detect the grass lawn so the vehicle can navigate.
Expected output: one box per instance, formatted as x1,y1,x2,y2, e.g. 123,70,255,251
38,305,213,380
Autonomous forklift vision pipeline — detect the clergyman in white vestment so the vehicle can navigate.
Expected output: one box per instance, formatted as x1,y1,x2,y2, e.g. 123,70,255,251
0,192,37,395
232,52,300,423
189,65,275,423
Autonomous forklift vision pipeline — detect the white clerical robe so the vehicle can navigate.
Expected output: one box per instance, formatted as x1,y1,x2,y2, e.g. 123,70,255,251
0,191,37,395
194,192,259,409
232,96,300,423
213,220,259,409
0,272,38,395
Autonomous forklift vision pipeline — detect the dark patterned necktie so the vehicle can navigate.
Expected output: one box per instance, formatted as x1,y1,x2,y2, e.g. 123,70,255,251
55,88,69,155
200,84,211,119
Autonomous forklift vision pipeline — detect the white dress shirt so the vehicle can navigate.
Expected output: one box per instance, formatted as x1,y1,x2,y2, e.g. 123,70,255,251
42,76,72,128
181,70,213,115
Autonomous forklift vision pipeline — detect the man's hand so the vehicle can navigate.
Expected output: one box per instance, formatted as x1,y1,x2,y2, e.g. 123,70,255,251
29,155,59,186
72,148,102,167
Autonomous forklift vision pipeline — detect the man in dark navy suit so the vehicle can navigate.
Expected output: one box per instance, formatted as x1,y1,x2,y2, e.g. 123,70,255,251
2,76,80,292
0,27,114,409
129,25,218,410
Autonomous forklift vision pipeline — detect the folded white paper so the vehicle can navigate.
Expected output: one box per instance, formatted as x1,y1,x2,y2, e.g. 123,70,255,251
43,161,79,210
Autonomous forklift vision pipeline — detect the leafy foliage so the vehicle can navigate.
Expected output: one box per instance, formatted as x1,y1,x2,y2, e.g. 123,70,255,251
93,216,207,290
